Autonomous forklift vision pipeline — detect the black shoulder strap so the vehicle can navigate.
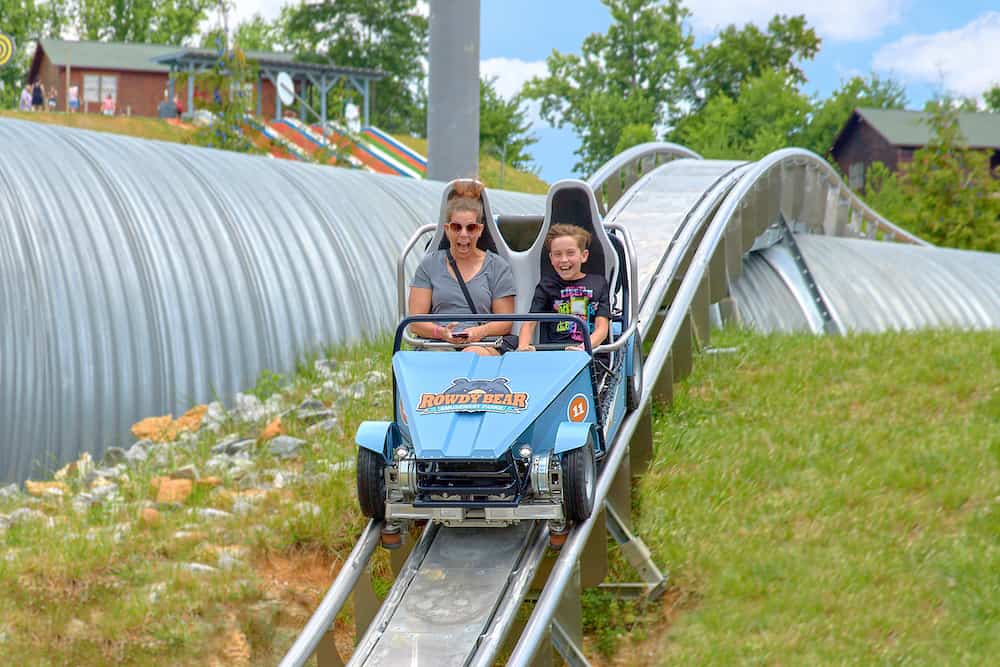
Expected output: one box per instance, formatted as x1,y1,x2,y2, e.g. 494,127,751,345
446,249,479,314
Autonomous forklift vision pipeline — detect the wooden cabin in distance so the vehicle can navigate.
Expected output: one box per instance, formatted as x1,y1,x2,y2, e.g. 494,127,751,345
831,108,1000,191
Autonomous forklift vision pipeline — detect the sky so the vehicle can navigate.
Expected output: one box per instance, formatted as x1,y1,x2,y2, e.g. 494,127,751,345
231,1,1000,181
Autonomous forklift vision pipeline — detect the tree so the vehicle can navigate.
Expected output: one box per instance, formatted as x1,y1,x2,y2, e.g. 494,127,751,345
72,0,210,44
985,85,1000,113
684,14,820,111
479,76,536,170
865,103,1000,251
522,0,691,175
614,123,655,155
279,0,428,134
233,14,278,52
0,0,66,109
801,73,907,158
672,70,811,160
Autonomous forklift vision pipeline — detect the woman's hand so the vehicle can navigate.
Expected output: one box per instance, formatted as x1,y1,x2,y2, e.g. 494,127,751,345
461,325,486,343
565,344,584,351
517,344,535,352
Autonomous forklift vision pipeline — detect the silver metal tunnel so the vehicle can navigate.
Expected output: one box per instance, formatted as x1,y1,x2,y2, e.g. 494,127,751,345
0,118,542,483
735,236,1000,333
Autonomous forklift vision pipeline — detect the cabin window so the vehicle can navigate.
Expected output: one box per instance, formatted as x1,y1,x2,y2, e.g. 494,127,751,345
83,74,117,104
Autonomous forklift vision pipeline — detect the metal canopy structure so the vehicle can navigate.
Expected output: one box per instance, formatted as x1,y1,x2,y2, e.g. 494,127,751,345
152,49,385,126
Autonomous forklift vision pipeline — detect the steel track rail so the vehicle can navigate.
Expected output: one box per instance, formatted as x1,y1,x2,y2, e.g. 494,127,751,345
284,143,932,666
506,146,930,664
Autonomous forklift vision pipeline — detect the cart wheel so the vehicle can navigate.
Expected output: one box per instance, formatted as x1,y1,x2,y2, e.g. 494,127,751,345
561,444,596,522
626,334,643,412
357,448,386,519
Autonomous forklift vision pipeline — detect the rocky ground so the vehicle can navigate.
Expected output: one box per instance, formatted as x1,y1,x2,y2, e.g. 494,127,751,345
0,344,393,665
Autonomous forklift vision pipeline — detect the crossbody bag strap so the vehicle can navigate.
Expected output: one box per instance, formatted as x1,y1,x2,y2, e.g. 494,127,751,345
446,249,480,315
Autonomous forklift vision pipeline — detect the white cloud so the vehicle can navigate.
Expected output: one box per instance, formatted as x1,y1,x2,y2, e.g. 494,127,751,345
684,0,905,42
480,57,548,126
229,0,286,25
873,12,1000,97
480,57,548,99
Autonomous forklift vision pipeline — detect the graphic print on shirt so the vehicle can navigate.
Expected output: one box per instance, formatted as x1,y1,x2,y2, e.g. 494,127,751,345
553,285,596,343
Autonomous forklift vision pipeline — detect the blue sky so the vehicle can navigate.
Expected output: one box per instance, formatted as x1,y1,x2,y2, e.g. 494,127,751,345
238,1,1000,181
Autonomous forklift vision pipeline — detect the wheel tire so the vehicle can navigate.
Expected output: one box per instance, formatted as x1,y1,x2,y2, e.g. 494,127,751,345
357,448,387,520
626,334,643,412
562,444,596,522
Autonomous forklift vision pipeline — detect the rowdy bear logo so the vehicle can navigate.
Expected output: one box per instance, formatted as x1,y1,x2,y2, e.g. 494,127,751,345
417,377,529,414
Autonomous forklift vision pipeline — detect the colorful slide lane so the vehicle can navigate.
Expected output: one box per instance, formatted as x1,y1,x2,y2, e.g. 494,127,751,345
239,116,428,178
359,127,427,177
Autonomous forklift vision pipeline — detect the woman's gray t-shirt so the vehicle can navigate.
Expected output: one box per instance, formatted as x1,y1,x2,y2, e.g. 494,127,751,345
412,250,516,327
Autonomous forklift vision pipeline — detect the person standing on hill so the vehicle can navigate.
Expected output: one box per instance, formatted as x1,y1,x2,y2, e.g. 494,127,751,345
19,85,32,111
31,80,45,111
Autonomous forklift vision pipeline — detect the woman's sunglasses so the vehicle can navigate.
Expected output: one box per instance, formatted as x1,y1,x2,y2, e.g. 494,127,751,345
448,222,482,233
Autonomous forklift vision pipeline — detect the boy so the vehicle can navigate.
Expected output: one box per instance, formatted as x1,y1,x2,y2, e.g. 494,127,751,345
518,224,610,351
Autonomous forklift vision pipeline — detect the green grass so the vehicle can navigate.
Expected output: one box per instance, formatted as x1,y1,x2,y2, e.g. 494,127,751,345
0,337,394,665
390,134,549,194
5,327,998,664
629,328,1000,664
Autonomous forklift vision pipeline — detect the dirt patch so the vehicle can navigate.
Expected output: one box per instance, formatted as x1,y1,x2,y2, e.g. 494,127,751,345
590,587,692,666
254,548,356,660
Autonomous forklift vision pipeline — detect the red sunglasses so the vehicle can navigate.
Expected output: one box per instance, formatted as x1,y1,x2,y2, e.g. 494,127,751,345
448,222,482,233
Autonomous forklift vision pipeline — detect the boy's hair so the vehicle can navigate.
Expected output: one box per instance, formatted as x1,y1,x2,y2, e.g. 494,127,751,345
545,224,591,251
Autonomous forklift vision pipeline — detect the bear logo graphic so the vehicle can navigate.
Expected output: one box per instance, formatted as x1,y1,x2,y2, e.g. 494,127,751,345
443,377,512,395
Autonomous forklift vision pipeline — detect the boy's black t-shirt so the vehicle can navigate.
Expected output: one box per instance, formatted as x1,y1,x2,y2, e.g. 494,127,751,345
529,273,611,345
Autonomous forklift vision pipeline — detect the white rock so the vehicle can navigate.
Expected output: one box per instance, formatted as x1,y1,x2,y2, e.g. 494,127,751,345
294,502,321,517
194,508,232,521
178,562,217,574
147,581,168,603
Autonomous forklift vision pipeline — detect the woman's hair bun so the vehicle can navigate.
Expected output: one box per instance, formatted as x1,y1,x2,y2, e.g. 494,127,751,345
450,179,485,199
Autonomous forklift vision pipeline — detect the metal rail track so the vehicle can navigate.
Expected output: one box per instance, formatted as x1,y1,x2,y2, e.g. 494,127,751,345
282,143,1000,666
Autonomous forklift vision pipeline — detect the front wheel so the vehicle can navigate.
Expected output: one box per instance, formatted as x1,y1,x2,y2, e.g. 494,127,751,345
357,448,387,519
561,445,596,522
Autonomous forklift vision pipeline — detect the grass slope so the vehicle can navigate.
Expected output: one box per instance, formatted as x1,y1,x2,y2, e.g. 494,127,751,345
627,328,1000,664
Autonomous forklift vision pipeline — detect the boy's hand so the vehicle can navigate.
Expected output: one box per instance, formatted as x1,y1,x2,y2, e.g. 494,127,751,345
565,344,584,351
517,344,535,352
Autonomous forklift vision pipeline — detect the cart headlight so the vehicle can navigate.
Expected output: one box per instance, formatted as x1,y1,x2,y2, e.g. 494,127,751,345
395,445,410,460
518,445,533,459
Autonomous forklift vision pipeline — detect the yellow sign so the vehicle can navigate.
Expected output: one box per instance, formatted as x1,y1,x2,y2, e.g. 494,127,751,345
0,33,15,68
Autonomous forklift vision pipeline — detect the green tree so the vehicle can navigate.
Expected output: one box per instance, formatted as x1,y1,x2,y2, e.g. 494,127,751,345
684,14,820,111
279,0,428,134
985,84,1000,113
522,0,691,175
73,0,210,44
479,76,536,170
0,0,67,108
865,103,1000,251
801,73,907,158
614,123,655,154
186,43,262,154
672,70,811,160
233,14,278,52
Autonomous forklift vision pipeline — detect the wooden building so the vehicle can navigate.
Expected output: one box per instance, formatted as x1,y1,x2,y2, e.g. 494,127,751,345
27,39,383,125
831,108,1000,191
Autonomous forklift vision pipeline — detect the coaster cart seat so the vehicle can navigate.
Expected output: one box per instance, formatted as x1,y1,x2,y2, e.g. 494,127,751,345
355,180,643,532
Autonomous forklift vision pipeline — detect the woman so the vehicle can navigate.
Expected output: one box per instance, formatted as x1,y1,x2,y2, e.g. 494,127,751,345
31,81,44,112
408,183,515,356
